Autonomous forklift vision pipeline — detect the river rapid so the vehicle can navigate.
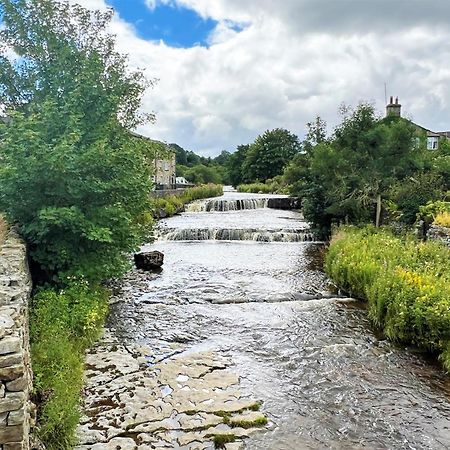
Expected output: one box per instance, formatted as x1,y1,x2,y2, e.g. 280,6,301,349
91,188,450,450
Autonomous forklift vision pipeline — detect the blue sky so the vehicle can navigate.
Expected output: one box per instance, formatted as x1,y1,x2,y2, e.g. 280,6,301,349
107,0,217,47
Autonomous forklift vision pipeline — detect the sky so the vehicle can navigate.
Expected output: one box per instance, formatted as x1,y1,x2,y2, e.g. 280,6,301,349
70,1,450,156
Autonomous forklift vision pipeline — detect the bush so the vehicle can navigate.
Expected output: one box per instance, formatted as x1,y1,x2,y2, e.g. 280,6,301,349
418,200,450,224
237,183,274,194
325,226,450,369
30,283,109,449
434,212,450,228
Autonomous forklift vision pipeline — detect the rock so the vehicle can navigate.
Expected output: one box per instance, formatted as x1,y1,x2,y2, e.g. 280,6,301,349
4,442,25,450
0,353,22,369
8,407,25,426
0,424,24,442
5,376,27,392
0,336,21,356
0,391,25,413
134,251,164,271
267,197,301,210
0,363,24,381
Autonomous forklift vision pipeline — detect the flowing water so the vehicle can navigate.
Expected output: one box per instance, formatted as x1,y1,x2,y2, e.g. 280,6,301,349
109,188,450,449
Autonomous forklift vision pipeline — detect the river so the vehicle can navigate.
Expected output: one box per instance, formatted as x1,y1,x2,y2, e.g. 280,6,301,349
77,188,450,450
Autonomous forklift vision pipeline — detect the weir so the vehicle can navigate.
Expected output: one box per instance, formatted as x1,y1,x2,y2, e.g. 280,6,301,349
159,227,315,242
185,197,269,212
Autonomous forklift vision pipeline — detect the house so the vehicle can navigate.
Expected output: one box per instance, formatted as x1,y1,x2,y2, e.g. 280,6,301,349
130,132,176,190
175,176,194,189
386,97,449,150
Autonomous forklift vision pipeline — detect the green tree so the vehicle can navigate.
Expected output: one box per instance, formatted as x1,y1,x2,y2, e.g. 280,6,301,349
227,144,250,187
0,0,154,283
242,128,300,182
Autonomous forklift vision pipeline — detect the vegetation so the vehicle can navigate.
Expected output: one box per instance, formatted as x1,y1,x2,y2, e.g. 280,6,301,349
326,227,450,370
30,283,108,449
0,0,154,284
0,1,155,447
434,212,450,228
151,184,223,218
211,434,236,448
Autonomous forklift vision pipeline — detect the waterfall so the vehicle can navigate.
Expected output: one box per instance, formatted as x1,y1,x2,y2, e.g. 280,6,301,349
158,228,315,242
185,198,269,212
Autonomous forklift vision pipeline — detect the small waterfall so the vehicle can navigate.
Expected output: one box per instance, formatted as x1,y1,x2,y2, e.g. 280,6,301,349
185,198,269,212
158,228,315,242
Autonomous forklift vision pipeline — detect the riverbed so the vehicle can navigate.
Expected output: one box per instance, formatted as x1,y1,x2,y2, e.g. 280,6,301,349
77,189,450,450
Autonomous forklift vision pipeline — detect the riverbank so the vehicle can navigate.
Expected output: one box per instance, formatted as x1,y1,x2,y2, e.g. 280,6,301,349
325,226,450,370
151,184,223,218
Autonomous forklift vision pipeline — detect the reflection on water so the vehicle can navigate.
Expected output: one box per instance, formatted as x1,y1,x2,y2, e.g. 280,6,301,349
109,190,450,449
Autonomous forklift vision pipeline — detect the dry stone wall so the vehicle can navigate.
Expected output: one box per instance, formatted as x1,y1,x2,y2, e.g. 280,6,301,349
428,224,450,247
0,230,33,450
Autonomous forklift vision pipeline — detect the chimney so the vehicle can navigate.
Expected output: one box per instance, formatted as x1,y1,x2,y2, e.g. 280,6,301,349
386,96,401,117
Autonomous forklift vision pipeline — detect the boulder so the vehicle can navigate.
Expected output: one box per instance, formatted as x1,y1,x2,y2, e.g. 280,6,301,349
134,251,164,271
267,197,301,210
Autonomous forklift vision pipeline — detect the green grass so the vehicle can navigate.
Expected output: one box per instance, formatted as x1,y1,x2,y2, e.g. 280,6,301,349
151,183,223,218
325,226,450,370
30,283,109,449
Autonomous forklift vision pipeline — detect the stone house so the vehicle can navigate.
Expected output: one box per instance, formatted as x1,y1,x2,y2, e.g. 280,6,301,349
386,97,449,150
131,132,176,190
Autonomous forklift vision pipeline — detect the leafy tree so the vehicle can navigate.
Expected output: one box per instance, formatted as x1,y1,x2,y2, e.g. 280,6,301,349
242,128,300,182
0,0,154,283
228,144,250,187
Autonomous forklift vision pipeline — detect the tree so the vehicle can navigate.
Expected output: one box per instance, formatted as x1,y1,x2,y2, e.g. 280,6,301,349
242,128,300,182
227,144,250,187
0,0,154,283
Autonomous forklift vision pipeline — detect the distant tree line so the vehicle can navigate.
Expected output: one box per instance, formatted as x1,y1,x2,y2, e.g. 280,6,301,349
186,104,449,239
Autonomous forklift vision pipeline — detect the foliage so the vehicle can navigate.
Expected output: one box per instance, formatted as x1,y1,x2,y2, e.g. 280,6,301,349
284,103,426,236
388,172,446,224
151,184,223,218
242,128,300,182
227,144,250,187
237,177,287,194
0,0,153,284
325,227,450,370
418,200,450,223
30,283,109,449
434,212,450,228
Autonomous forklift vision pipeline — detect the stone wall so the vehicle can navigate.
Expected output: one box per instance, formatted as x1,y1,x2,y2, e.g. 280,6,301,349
428,225,450,247
0,230,33,450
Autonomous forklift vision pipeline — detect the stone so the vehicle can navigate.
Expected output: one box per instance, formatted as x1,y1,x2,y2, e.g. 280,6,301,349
5,377,27,393
0,353,22,369
8,407,25,426
0,382,5,397
0,392,24,414
0,336,21,356
134,251,164,271
0,412,8,425
4,442,24,450
267,197,301,210
0,364,24,382
0,424,24,443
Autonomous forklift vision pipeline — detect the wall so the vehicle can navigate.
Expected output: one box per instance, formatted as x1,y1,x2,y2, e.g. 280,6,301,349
0,230,33,450
428,225,450,247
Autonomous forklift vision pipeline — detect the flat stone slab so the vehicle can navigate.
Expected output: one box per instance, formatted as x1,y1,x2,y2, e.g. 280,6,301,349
76,331,268,449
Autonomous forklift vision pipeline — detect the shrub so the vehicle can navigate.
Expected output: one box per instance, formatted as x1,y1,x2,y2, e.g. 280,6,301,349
30,283,109,449
434,211,450,228
325,226,450,369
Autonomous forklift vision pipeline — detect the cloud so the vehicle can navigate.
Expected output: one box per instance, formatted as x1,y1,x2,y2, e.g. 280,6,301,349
67,0,450,155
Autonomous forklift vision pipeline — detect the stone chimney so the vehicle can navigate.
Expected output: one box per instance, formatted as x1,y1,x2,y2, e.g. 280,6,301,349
386,96,401,117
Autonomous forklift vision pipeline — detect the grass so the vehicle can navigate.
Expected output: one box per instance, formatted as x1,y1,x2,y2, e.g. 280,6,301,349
325,226,450,370
229,416,268,429
237,182,275,194
30,282,109,449
151,183,223,218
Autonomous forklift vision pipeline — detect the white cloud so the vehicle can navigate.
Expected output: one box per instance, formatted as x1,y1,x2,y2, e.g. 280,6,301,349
67,0,450,155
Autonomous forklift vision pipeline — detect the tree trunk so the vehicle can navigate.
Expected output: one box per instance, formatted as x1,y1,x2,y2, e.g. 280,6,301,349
375,194,382,227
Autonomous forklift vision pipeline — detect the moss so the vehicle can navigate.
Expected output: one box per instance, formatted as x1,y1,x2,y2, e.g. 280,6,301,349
229,415,268,429
212,434,236,448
